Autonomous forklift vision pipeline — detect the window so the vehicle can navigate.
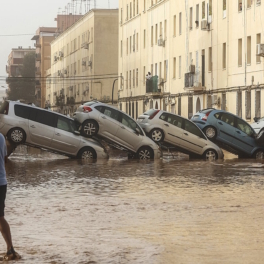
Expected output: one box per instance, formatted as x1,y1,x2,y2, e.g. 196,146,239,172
151,26,153,46
120,40,122,57
167,114,183,128
129,70,131,88
196,4,199,27
164,60,168,81
103,107,120,121
120,8,123,23
133,0,135,16
220,113,235,126
190,7,193,30
207,94,212,108
126,71,128,89
238,0,242,11
136,69,138,86
184,119,204,138
130,2,132,18
256,33,261,63
209,0,212,15
247,36,251,65
221,93,226,110
57,116,77,133
245,91,251,119
179,56,181,78
223,0,226,18
14,105,30,119
136,33,138,51
179,12,182,35
127,38,128,54
130,36,132,53
133,34,135,52
132,102,134,118
173,57,176,78
159,22,162,38
164,20,167,39
202,1,205,19
121,114,142,133
238,39,242,66
144,29,146,48
133,69,135,87
236,118,254,136
237,91,242,118
247,0,251,8
173,15,176,36
29,109,56,127
223,43,226,69
178,97,181,116
143,66,146,84
255,90,261,118
208,47,212,72
155,24,158,44
188,96,193,119
159,62,162,79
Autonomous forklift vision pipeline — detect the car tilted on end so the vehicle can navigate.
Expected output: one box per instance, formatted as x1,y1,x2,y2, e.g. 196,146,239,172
191,109,264,159
73,101,161,160
0,101,108,160
137,109,224,160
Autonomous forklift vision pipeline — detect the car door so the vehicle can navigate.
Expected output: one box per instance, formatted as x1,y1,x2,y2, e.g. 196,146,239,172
233,117,256,154
215,113,237,145
28,108,56,148
96,106,120,141
51,115,81,155
115,113,144,151
161,113,184,147
182,119,207,155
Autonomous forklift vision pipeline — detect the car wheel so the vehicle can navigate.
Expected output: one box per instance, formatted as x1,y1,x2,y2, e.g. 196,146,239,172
150,128,164,143
7,128,26,144
78,147,97,160
203,149,218,161
253,150,264,160
137,147,154,160
81,120,98,137
203,126,217,140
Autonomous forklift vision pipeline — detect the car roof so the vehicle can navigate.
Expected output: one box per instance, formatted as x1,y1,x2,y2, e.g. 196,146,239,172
9,100,75,121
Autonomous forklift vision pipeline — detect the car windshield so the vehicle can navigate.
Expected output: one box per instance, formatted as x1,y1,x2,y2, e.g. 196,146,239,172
143,109,158,116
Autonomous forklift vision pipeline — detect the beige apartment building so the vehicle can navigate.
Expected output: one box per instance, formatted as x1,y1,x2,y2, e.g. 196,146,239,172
49,9,118,115
119,0,264,122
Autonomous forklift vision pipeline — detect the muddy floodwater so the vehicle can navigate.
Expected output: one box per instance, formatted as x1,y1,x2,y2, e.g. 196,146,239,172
1,146,264,263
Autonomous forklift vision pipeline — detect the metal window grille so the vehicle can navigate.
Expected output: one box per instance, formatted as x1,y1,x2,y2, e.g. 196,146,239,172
221,93,226,110
236,91,242,118
207,94,212,108
245,91,251,119
188,96,193,119
255,90,261,118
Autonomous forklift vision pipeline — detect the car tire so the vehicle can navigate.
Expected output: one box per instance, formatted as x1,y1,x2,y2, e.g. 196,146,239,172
7,128,26,145
203,149,218,161
137,146,154,160
253,149,264,160
81,120,99,138
150,128,164,143
78,147,97,160
203,126,217,140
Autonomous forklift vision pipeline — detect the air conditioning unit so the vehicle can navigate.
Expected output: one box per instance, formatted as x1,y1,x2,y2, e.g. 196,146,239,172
54,56,57,62
189,64,195,73
59,51,64,57
256,44,264,56
88,61,92,67
158,38,165,47
82,61,86,66
201,20,208,30
83,43,89,49
212,95,221,106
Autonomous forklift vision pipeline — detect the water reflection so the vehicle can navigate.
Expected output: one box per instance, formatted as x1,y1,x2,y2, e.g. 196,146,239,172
2,146,264,263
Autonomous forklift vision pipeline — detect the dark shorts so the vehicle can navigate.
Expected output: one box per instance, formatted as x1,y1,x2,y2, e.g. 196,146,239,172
0,185,7,217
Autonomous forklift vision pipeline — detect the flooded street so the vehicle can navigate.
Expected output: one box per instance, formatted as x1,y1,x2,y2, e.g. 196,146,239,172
2,146,264,263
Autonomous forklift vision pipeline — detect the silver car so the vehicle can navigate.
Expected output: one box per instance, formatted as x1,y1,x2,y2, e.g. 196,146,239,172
73,101,161,159
137,109,224,160
251,116,264,134
0,101,108,160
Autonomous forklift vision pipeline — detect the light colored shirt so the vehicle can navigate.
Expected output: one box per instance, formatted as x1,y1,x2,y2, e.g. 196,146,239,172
0,134,7,186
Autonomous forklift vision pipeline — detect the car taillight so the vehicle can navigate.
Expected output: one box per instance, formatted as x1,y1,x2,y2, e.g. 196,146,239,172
202,111,212,121
83,106,93,113
148,110,160,120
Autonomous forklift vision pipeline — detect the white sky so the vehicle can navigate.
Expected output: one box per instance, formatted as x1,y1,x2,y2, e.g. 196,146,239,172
0,0,119,88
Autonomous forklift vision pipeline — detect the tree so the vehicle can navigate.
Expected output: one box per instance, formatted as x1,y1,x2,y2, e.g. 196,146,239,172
6,52,36,103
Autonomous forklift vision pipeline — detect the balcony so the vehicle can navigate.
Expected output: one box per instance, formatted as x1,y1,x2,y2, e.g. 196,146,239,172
146,76,161,94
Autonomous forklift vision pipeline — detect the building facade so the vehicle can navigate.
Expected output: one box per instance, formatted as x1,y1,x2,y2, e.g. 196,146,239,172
118,0,264,122
49,9,119,115
6,46,35,77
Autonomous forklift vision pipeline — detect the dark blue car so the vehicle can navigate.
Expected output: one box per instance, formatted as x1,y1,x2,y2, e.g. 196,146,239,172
191,109,264,159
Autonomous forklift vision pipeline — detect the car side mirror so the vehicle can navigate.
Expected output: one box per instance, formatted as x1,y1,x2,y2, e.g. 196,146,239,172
73,131,80,135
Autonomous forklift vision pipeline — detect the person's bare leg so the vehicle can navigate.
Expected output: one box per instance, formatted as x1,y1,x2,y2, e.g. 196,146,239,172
0,216,12,251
